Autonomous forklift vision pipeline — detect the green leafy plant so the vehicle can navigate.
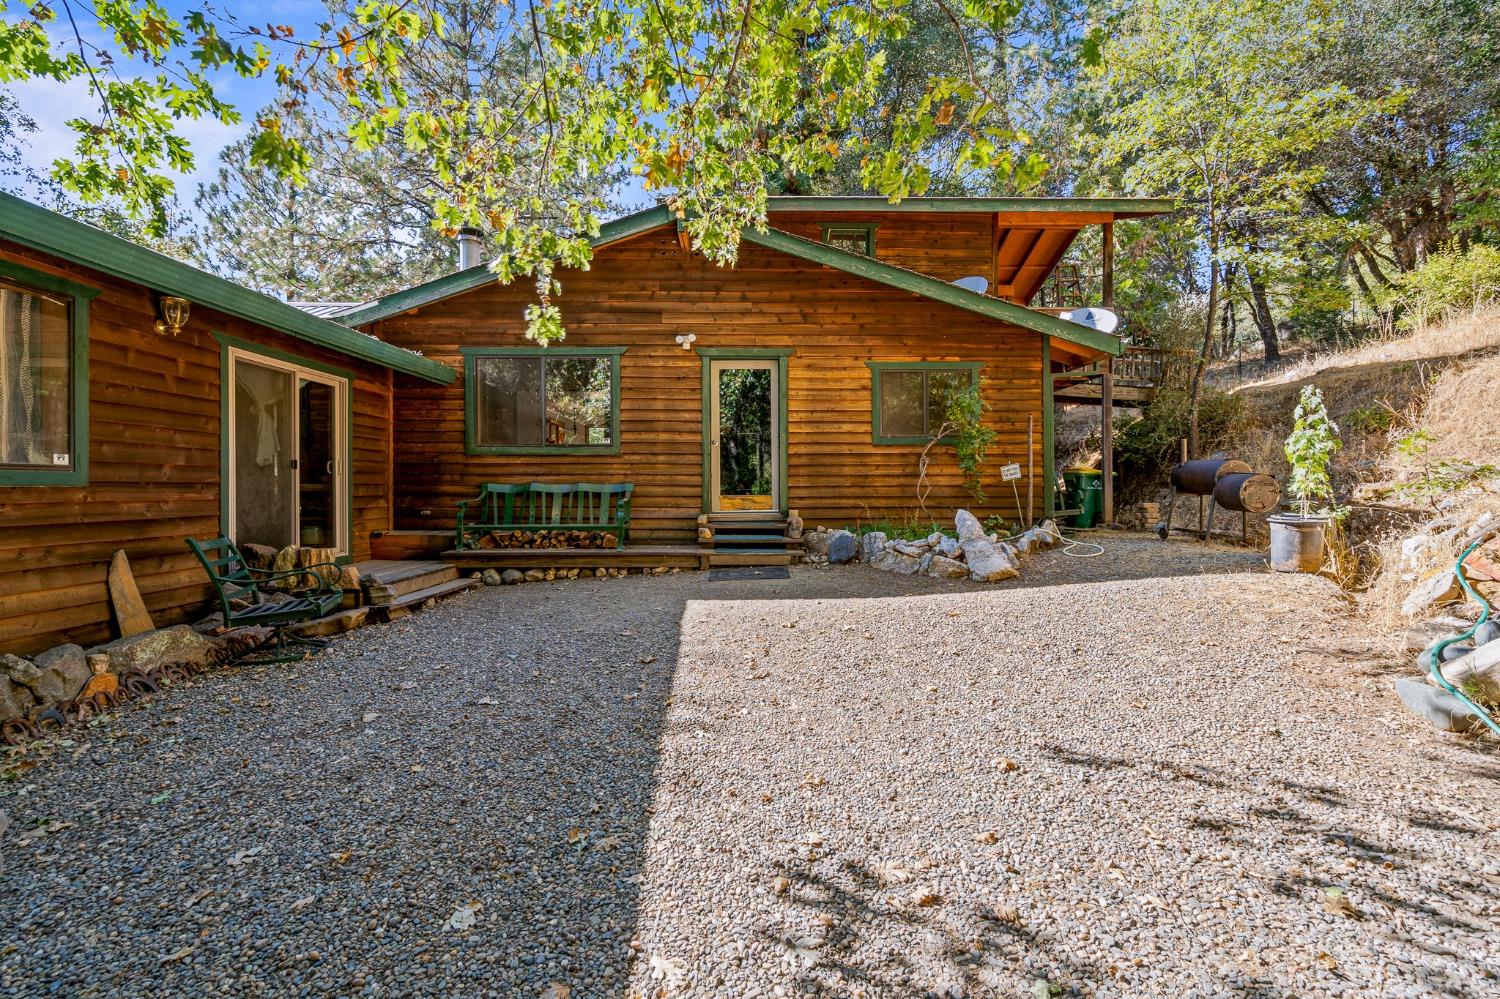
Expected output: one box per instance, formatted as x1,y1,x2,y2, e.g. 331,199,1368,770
1380,428,1498,502
1346,405,1393,434
1284,385,1341,517
1376,245,1500,331
944,385,996,503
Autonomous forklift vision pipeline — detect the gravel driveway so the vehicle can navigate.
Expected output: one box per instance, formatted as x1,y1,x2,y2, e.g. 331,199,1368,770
3,536,1498,998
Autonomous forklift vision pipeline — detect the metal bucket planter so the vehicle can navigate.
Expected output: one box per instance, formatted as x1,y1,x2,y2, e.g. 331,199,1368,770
1268,513,1329,573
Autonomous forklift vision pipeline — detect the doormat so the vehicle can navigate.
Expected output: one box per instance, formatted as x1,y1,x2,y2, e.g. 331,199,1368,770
708,566,791,581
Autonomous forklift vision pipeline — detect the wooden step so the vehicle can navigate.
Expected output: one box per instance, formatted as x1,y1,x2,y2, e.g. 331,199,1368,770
362,561,458,603
376,576,481,620
705,518,788,530
705,533,804,547
707,551,794,567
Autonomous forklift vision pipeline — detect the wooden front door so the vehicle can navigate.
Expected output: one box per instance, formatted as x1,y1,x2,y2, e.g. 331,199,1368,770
708,358,781,514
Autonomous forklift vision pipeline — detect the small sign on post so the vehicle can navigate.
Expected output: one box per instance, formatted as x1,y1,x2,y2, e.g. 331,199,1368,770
1000,463,1022,482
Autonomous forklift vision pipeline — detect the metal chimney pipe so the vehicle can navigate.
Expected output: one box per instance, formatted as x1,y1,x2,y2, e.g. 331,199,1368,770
456,227,483,270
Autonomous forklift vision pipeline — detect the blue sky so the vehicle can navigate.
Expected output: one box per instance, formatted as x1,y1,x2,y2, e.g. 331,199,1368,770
7,1,649,221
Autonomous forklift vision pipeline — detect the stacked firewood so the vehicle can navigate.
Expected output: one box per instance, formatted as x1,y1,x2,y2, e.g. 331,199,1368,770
472,529,615,549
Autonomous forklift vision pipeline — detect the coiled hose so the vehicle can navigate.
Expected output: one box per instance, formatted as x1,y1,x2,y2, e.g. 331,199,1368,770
1429,540,1500,738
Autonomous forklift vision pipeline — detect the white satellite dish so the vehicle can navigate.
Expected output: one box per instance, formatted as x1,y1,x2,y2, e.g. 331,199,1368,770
952,275,989,295
1062,306,1120,335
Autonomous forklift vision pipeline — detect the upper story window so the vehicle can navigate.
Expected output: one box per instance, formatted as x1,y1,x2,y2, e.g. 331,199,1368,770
463,347,624,454
819,223,878,257
0,263,94,486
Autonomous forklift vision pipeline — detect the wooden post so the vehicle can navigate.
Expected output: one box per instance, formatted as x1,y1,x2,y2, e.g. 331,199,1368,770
1101,356,1114,526
1101,220,1115,308
1027,414,1035,528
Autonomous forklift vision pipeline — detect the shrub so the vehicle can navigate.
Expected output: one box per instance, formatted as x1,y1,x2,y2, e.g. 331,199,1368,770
1378,245,1500,331
1113,385,1244,479
1284,385,1341,516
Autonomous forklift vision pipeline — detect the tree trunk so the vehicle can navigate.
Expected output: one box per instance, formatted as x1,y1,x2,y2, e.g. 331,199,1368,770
1188,257,1220,458
1247,268,1280,363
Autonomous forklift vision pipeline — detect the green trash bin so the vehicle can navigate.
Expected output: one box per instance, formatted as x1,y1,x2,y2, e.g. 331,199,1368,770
1062,467,1103,528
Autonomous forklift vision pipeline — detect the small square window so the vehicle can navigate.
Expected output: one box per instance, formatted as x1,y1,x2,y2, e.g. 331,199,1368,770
820,224,877,257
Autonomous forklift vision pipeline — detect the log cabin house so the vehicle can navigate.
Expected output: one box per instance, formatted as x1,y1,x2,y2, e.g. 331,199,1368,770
0,193,1169,655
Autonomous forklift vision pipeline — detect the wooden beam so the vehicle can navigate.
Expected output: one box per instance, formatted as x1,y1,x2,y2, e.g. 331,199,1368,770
1102,220,1115,308
1101,357,1114,526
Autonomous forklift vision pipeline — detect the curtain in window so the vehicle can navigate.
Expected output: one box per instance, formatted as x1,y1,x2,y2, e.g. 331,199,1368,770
0,288,44,465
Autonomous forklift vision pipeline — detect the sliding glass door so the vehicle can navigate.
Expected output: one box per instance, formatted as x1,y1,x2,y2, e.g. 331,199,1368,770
227,349,348,553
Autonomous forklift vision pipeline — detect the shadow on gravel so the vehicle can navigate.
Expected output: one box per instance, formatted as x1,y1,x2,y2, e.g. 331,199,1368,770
1041,741,1500,993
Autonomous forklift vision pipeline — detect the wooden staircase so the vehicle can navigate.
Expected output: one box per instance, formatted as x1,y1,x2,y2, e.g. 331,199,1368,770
696,513,802,567
358,560,480,620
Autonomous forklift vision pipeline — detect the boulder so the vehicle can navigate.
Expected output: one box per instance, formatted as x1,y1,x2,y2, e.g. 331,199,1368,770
1014,533,1034,556
803,531,831,557
874,551,922,574
955,509,986,543
524,569,547,582
32,644,90,703
1403,616,1472,651
0,680,33,722
936,535,960,558
1477,620,1500,647
861,531,887,563
90,625,216,674
926,532,945,548
962,538,1019,582
826,529,858,565
1396,678,1481,732
240,543,279,570
926,555,969,579
1402,569,1462,617
1432,637,1500,703
1,653,41,691
892,541,927,557
501,569,525,585
787,509,804,540
481,569,502,586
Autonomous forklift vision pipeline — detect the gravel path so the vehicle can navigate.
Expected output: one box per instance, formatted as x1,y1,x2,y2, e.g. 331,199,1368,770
3,535,1498,998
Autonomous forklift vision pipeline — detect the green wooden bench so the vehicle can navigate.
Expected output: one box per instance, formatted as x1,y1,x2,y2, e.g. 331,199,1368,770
186,536,345,663
455,482,634,551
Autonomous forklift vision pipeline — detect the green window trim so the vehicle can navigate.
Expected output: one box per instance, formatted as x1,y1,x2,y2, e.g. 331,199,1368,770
696,347,792,514
0,259,99,486
213,331,356,556
461,346,625,456
867,361,983,446
818,222,878,256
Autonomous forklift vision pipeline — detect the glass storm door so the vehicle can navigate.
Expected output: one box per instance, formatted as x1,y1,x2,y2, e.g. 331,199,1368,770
229,350,347,553
709,359,779,513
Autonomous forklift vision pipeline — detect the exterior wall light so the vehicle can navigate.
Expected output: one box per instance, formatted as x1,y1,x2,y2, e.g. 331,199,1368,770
155,295,190,336
675,333,697,350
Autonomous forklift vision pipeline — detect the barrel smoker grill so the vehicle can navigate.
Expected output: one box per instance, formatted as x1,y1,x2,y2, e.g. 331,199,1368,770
1156,459,1281,544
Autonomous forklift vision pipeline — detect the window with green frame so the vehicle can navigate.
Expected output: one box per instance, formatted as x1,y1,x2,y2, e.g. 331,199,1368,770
819,223,877,256
463,347,624,454
0,261,95,486
867,362,981,444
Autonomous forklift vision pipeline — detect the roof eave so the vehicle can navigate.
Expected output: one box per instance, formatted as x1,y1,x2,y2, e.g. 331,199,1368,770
341,204,677,326
739,227,1124,357
0,194,455,384
766,196,1175,218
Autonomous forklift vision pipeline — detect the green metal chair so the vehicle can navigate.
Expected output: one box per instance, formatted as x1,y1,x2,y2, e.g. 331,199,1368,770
186,536,344,664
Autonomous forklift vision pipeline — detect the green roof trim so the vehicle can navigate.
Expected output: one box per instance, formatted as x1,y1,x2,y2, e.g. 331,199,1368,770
0,192,455,384
767,196,1175,217
739,226,1124,356
339,205,676,326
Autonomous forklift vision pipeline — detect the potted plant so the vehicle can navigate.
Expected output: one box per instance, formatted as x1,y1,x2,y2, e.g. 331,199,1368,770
1271,385,1341,572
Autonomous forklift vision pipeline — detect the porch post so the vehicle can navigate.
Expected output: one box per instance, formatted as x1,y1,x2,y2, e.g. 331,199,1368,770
1102,220,1115,309
1101,357,1114,527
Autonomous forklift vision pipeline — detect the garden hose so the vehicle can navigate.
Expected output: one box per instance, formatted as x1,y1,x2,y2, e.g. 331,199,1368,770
1428,541,1500,738
1017,524,1106,559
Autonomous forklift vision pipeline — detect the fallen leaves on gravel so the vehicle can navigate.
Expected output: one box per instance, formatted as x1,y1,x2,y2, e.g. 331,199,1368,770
974,831,999,845
772,875,791,896
543,983,571,999
289,895,315,912
445,901,482,931
912,891,944,907
160,944,196,964
1322,887,1363,919
226,846,262,867
799,774,826,789
984,904,1023,925
996,757,1019,772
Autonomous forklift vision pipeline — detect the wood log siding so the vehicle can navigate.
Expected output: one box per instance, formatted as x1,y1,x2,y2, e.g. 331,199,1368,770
766,211,998,285
0,243,395,656
377,228,1044,543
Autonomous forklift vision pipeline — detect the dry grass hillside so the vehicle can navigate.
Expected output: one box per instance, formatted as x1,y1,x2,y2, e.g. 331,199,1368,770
1221,307,1500,620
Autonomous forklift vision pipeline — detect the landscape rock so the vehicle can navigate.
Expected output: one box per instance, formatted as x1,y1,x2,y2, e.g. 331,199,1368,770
524,569,547,582
892,541,927,557
803,530,831,557
1477,620,1500,646
0,678,33,721
926,555,969,579
481,569,503,586
1403,569,1462,617
1014,533,1034,555
826,529,858,565
240,543,279,570
90,625,216,674
936,535,960,558
1396,678,1482,732
874,551,922,574
1036,520,1061,545
0,653,42,692
962,538,1020,582
1403,616,1472,651
1432,637,1500,703
32,644,90,702
954,509,986,543
861,531,887,563
501,569,525,585
925,532,945,547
